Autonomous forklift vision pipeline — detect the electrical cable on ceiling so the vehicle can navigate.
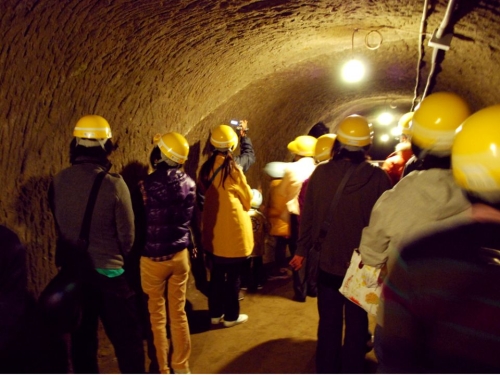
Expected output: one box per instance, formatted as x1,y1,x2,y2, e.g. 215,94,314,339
411,0,429,111
351,28,359,53
421,0,457,100
364,30,383,50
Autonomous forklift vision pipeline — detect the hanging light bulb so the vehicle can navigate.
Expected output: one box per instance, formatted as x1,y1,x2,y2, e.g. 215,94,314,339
341,29,366,83
341,59,365,83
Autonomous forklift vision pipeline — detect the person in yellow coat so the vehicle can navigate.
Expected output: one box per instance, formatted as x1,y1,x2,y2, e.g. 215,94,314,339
198,124,254,328
263,162,291,280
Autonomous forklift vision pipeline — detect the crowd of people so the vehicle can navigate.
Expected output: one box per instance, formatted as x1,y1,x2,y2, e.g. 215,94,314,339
2,91,500,374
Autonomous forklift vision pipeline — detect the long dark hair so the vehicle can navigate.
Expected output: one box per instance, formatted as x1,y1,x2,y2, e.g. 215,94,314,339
411,143,451,171
308,122,329,138
331,141,370,164
199,150,237,189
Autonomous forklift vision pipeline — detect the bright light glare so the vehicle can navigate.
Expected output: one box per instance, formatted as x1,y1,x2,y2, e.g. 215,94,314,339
390,127,402,137
380,134,390,142
377,112,394,126
341,59,365,83
491,143,497,157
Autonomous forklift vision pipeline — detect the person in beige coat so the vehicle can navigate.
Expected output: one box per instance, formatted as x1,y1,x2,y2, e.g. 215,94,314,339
198,125,254,328
357,92,473,367
278,135,317,302
263,161,291,280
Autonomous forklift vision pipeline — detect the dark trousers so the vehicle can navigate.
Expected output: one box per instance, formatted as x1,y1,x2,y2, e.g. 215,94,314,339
316,270,368,374
274,236,289,269
71,272,145,374
373,324,385,374
208,259,244,322
241,256,264,289
290,214,307,299
190,246,209,297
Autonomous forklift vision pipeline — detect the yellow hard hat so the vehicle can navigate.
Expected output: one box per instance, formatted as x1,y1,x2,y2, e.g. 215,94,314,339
452,104,500,203
210,125,239,151
314,134,337,162
287,135,317,157
412,92,471,154
398,112,414,136
73,115,112,139
336,115,372,147
158,132,189,165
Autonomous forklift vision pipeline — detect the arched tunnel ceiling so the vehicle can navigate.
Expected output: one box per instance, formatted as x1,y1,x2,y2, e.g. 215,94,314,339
1,0,500,292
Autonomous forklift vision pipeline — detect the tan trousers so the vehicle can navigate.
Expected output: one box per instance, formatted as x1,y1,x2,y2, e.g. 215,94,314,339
140,250,191,374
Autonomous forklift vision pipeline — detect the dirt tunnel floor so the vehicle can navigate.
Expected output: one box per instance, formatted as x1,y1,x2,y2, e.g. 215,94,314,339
97,269,378,374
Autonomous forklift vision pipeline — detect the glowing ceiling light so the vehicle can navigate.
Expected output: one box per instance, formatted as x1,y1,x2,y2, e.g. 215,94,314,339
380,134,390,142
377,112,394,125
341,59,365,83
390,127,402,136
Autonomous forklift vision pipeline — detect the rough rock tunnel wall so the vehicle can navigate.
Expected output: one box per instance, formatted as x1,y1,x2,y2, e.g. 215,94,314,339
1,0,500,294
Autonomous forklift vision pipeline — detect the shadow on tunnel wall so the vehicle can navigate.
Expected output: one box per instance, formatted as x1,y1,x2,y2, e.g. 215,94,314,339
185,133,214,181
15,175,58,295
184,140,202,182
120,160,149,191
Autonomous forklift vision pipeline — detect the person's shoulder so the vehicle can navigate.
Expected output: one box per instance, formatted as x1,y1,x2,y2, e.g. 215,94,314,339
106,172,126,185
185,172,196,186
105,172,130,193
163,169,196,190
108,172,122,179
180,171,197,190
365,161,391,177
400,169,457,194
399,221,481,263
313,159,333,172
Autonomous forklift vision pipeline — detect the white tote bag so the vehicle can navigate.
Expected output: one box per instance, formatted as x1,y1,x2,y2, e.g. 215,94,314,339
339,249,383,315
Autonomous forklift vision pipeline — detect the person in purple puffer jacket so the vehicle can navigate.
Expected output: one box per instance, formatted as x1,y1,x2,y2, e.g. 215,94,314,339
134,132,196,375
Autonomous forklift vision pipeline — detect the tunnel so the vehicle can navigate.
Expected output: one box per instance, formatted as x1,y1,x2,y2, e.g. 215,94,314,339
1,0,500,296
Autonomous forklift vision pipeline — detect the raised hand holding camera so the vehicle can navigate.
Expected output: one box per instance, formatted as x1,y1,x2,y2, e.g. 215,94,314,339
230,119,249,137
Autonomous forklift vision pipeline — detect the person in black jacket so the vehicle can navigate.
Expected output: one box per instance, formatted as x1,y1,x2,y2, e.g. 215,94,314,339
232,119,256,173
290,115,392,373
0,226,30,373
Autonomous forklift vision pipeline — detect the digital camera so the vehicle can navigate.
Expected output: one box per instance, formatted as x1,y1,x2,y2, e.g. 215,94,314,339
230,119,242,131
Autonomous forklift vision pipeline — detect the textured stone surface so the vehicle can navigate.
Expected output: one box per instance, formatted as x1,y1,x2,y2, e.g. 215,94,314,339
1,0,500,293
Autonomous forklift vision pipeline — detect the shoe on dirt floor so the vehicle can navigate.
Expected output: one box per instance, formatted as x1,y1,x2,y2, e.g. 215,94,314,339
210,315,224,324
267,269,290,281
223,314,248,328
